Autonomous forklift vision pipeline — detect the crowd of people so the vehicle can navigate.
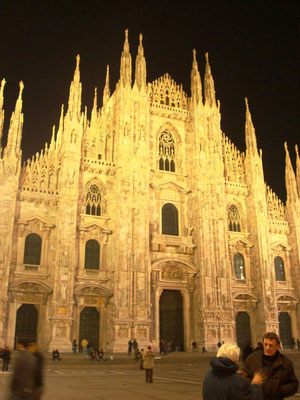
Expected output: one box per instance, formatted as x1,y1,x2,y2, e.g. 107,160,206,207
1,331,299,399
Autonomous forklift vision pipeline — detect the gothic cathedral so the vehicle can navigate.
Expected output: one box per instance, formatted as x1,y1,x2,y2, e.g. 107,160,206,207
0,31,299,352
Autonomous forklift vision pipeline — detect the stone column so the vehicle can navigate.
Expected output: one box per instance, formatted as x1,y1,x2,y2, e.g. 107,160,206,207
181,289,191,351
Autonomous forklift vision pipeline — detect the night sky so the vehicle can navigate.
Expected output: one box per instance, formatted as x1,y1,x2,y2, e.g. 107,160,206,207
0,1,299,201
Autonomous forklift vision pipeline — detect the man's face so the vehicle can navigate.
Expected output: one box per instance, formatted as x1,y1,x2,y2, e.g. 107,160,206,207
263,338,280,356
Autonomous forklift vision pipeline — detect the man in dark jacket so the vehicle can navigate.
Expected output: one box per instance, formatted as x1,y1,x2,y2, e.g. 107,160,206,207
242,332,299,400
203,343,263,400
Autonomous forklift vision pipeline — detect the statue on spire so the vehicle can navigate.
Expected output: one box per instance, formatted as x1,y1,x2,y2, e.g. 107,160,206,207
135,33,147,90
191,49,202,105
120,29,132,87
103,65,110,107
204,53,216,107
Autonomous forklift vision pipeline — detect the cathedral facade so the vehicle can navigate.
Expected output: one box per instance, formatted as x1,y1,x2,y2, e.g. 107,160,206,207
0,31,299,352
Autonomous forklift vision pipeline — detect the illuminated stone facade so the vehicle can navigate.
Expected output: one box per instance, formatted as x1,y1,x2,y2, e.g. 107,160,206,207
0,31,299,352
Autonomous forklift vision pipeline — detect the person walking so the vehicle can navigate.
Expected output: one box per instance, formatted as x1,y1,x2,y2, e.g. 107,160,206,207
139,349,144,370
143,346,155,383
128,339,133,356
10,339,37,400
1,345,11,371
81,337,88,355
241,332,299,400
72,339,77,356
52,348,61,362
203,343,263,400
29,343,44,400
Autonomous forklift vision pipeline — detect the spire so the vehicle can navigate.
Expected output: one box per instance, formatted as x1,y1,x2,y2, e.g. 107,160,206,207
284,142,298,202
296,144,300,194
0,79,6,152
120,29,132,87
56,104,64,147
103,65,110,107
91,87,98,124
245,98,258,156
134,33,146,90
67,55,82,120
204,53,216,107
191,49,202,104
50,126,56,150
4,81,24,159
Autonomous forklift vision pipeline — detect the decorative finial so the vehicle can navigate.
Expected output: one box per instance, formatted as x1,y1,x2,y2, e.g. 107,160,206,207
193,49,196,61
76,54,80,67
295,144,299,157
19,81,24,95
125,29,128,41
139,33,143,44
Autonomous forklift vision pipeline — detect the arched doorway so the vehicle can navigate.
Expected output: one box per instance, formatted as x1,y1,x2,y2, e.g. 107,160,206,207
15,304,38,348
279,312,292,348
79,307,100,351
159,290,184,351
236,311,251,348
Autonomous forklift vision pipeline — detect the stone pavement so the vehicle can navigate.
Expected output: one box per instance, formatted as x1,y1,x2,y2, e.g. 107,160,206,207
0,351,299,400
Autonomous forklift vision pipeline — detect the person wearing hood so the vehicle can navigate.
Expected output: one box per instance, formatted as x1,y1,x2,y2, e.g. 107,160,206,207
203,343,263,400
143,346,155,383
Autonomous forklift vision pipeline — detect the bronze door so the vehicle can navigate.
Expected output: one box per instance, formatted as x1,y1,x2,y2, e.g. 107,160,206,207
279,312,292,348
15,304,38,348
79,307,100,351
236,311,251,348
159,290,184,351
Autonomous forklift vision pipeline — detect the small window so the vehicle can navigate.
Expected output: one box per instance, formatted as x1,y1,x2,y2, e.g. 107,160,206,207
234,253,246,280
85,184,101,216
274,256,286,281
84,240,100,270
162,203,178,236
228,205,241,232
23,233,42,265
158,131,176,172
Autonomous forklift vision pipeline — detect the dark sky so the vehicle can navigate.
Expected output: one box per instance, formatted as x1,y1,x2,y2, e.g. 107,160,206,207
0,0,299,201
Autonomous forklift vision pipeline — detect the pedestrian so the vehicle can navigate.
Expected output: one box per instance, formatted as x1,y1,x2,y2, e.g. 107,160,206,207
90,349,96,362
139,349,144,370
72,339,77,356
159,339,164,355
81,337,88,355
52,348,61,362
192,341,198,352
143,346,155,383
203,343,263,400
217,341,221,348
29,343,44,400
132,338,138,358
10,339,37,400
297,338,300,352
291,337,296,351
242,341,253,362
202,345,208,353
128,339,133,356
241,332,299,400
87,339,93,355
1,345,11,371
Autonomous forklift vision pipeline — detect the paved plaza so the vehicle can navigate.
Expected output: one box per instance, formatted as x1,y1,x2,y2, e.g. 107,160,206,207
0,352,299,400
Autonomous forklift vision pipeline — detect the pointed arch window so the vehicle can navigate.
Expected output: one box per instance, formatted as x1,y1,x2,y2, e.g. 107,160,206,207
158,131,176,172
162,203,179,236
23,233,42,265
228,205,241,232
274,256,286,281
84,239,100,270
234,253,246,280
85,184,101,216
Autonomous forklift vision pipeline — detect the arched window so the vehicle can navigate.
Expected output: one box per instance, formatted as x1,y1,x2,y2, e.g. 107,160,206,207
85,184,101,216
234,253,246,279
162,203,178,236
274,256,286,281
158,131,176,172
23,233,42,265
228,205,241,232
84,240,100,270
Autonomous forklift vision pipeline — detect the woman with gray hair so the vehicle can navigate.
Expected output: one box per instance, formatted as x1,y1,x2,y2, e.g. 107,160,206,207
203,343,263,400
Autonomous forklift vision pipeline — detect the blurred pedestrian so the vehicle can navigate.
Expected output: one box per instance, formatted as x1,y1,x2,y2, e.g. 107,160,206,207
139,349,144,370
242,341,253,362
81,337,88,355
29,343,44,400
192,341,198,352
143,346,155,383
253,342,263,352
72,339,77,356
203,343,263,400
10,339,37,400
2,345,11,371
128,339,133,356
